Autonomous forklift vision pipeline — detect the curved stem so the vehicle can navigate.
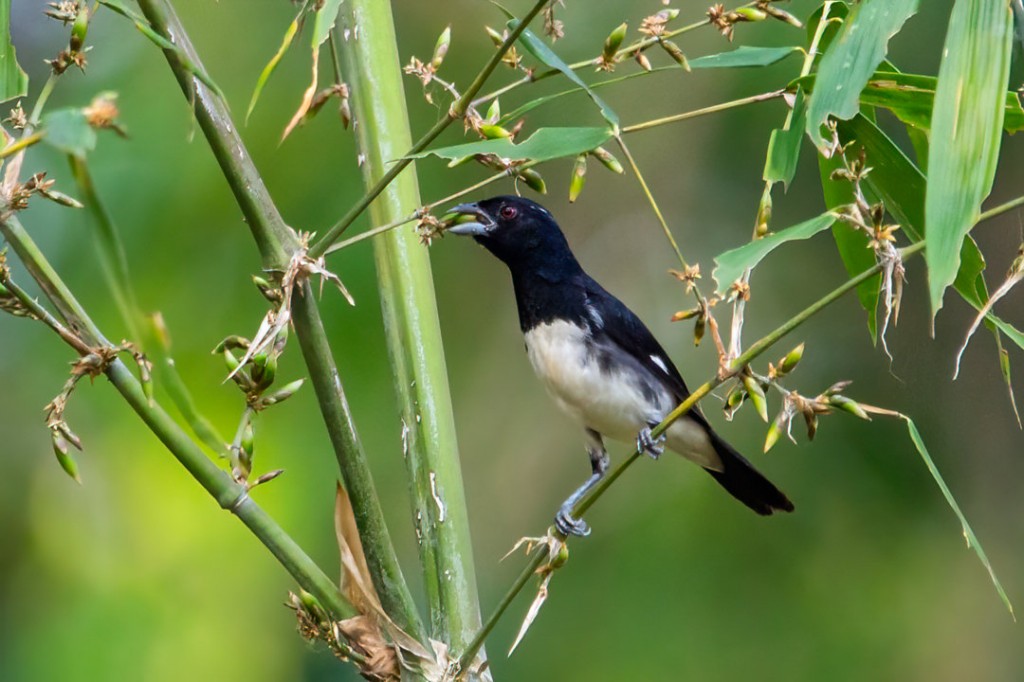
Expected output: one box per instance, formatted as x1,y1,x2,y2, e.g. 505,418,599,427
456,240,927,669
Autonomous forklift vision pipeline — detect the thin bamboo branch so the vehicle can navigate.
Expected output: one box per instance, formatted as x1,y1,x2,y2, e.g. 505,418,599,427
456,240,928,668
338,0,484,656
307,0,551,257
0,215,357,621
135,0,425,638
621,90,785,134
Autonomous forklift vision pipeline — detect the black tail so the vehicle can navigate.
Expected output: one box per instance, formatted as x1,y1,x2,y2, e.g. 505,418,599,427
703,429,794,515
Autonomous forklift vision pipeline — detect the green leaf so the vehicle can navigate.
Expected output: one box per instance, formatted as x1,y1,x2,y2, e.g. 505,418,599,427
312,0,343,47
805,0,919,148
41,109,96,158
689,45,801,69
712,213,836,294
794,71,1024,133
0,0,27,104
409,126,613,165
901,415,1015,620
508,20,619,130
817,147,879,342
246,3,308,123
764,88,807,189
926,0,1013,320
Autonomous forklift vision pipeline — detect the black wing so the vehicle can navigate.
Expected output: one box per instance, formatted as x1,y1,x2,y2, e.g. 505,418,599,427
579,275,704,420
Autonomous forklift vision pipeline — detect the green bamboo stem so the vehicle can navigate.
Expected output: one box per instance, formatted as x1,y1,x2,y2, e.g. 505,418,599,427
456,240,927,668
135,0,425,638
0,215,357,622
621,90,785,134
338,0,484,657
307,0,551,257
134,0,295,271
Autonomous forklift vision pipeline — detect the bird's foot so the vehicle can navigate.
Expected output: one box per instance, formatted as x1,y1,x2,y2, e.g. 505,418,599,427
554,505,591,537
637,427,666,460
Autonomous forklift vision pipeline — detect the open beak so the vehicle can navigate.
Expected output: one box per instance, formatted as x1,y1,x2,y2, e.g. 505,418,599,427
445,202,495,237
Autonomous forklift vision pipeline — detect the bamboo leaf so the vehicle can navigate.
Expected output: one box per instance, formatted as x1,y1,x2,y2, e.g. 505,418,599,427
713,213,836,294
246,3,307,123
793,71,1024,133
508,20,619,129
764,87,807,189
900,415,1015,620
41,108,96,158
688,45,801,69
925,0,1013,320
410,126,613,164
0,0,27,103
281,0,343,141
805,0,919,148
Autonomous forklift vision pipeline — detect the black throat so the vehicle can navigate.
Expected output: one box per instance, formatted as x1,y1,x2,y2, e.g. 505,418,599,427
502,240,589,333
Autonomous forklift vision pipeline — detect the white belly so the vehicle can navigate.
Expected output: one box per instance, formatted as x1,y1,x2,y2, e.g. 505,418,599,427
523,321,719,469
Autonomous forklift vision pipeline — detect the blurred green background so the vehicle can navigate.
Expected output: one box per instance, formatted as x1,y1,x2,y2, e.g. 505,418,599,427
3,1,1023,680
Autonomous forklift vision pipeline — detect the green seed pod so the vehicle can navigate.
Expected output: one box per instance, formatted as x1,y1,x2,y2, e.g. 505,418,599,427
485,26,504,47
602,22,627,62
726,384,747,410
778,343,804,376
589,146,624,174
241,420,255,460
660,40,690,71
213,336,250,354
519,168,547,194
764,419,782,453
733,7,768,22
671,307,701,322
829,395,870,420
479,124,512,139
693,314,706,346
568,154,587,203
431,26,451,69
742,375,769,422
299,590,327,622
658,8,680,21
38,189,84,208
263,379,304,406
252,275,282,304
222,348,241,373
52,432,82,483
70,5,89,53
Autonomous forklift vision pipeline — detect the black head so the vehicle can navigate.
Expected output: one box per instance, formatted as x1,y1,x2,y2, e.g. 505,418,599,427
447,196,579,275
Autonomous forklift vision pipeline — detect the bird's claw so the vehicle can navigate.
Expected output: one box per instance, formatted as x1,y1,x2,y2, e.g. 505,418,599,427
555,506,591,537
637,427,665,460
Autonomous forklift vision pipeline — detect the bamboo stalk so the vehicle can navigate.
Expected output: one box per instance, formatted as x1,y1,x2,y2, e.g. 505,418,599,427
135,0,426,639
338,0,484,658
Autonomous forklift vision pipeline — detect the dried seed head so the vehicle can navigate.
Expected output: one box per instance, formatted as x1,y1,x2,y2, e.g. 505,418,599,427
634,51,652,71
660,40,690,70
669,263,702,294
639,9,678,37
671,307,701,322
5,101,27,130
543,0,565,41
761,2,803,28
44,2,80,24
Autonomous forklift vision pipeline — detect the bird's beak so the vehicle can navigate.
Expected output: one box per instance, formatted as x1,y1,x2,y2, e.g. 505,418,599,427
445,202,495,237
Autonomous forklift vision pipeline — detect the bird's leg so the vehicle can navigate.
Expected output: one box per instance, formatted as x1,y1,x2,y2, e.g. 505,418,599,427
637,421,666,460
554,429,609,537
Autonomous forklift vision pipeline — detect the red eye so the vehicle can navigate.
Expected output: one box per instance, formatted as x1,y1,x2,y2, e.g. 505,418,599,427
499,205,518,220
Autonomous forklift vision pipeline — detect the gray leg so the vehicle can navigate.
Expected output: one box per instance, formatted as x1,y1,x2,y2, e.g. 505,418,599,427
637,421,666,460
555,429,610,537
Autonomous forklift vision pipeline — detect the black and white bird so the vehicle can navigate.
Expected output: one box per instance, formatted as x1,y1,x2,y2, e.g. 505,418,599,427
447,196,793,536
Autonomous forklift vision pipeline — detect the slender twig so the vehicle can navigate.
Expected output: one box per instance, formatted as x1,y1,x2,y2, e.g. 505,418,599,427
470,3,758,109
456,240,928,668
0,131,45,159
1,215,357,621
1,277,91,354
621,90,785,134
979,194,1024,223
307,0,551,257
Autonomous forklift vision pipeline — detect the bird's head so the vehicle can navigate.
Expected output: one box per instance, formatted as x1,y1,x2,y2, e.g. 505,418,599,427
445,195,575,270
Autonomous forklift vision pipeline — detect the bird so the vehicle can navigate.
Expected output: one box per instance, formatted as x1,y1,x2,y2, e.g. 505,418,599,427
446,195,793,536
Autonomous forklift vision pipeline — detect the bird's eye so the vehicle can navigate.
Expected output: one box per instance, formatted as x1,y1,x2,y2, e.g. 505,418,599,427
499,205,518,220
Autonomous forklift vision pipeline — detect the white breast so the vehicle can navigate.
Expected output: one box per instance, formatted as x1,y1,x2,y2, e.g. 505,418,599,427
523,320,718,469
